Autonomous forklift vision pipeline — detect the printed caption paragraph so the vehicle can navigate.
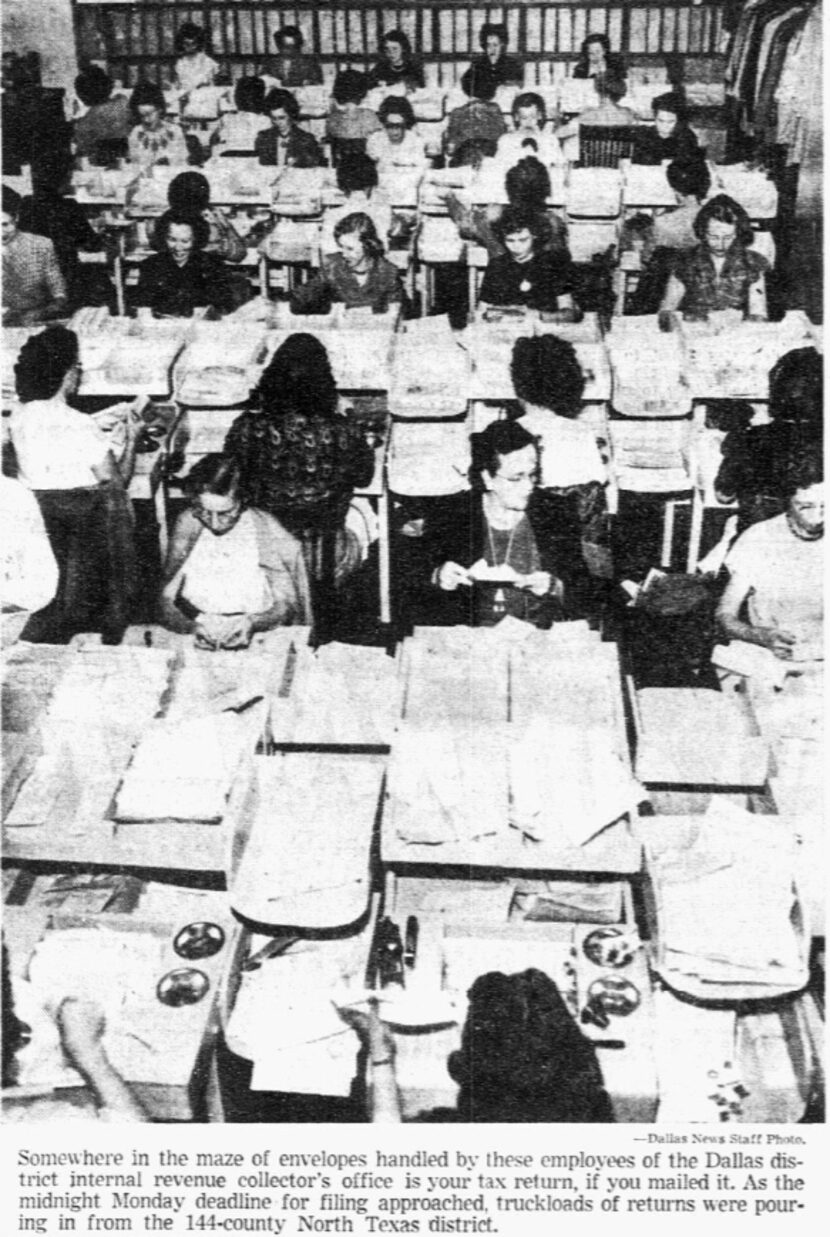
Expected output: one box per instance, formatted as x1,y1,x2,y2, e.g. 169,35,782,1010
12,1138,813,1232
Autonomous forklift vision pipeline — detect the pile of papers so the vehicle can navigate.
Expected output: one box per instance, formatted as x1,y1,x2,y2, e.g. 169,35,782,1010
390,317,470,418
273,642,399,747
388,419,471,495
175,323,270,406
713,164,778,219
607,320,692,417
635,687,769,786
680,312,815,398
566,168,623,218
645,803,808,999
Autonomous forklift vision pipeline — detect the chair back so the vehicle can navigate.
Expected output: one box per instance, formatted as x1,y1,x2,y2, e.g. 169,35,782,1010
579,125,640,168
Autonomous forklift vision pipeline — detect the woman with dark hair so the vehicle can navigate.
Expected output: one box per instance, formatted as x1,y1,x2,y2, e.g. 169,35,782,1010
468,22,524,95
266,25,323,87
173,22,218,95
443,66,506,160
159,452,311,646
9,327,137,643
479,204,577,318
223,334,374,597
573,33,626,81
134,209,235,316
496,91,564,168
73,65,130,164
557,73,635,142
415,418,588,628
509,333,611,589
367,97,427,171
716,347,824,530
149,170,246,262
660,193,769,320
367,29,425,92
634,92,701,166
338,968,614,1123
290,212,404,313
326,70,382,155
449,155,567,260
18,148,105,309
255,87,323,167
320,153,392,255
128,82,189,168
211,76,269,152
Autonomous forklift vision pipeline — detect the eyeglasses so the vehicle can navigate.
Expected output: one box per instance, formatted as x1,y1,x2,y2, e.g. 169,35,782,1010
385,121,406,130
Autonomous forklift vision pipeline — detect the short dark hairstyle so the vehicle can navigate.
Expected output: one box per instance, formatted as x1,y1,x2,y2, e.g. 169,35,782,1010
784,446,823,498
258,332,338,420
769,347,823,430
505,156,551,210
130,81,167,119
479,23,509,49
511,335,585,417
175,23,207,54
495,204,546,246
183,453,244,502
693,193,754,248
581,33,611,57
471,419,539,487
15,327,79,403
595,72,626,104
378,95,416,129
666,157,710,201
652,92,684,118
381,29,414,58
274,25,304,51
156,209,210,251
337,151,378,196
333,211,385,260
332,69,369,106
264,87,299,121
167,170,211,213
450,138,496,168
512,92,546,124
2,186,22,217
75,65,112,107
234,75,265,114
460,66,497,102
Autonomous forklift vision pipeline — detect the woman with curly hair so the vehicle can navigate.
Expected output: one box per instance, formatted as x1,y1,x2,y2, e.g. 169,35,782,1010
223,334,375,606
134,209,235,317
660,194,769,321
367,29,425,92
128,81,189,169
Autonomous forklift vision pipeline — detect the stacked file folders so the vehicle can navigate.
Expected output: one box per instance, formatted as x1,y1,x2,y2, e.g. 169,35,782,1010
643,804,808,1001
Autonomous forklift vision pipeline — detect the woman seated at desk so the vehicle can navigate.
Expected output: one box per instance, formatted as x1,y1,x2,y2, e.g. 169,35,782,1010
448,155,568,259
468,22,525,95
128,82,190,170
255,88,324,168
510,333,612,589
556,73,635,145
479,205,577,320
320,153,393,257
2,187,68,326
134,209,236,317
716,448,823,665
210,76,269,154
73,66,131,166
326,71,382,159
290,212,404,314
9,327,137,644
633,93,702,166
366,97,428,172
716,348,823,531
224,333,375,592
573,33,627,82
495,92,565,170
660,194,768,322
420,420,588,628
173,22,219,96
367,29,425,93
159,453,312,647
148,171,246,263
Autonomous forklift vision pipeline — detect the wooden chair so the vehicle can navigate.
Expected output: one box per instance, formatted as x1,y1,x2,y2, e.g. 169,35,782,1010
578,125,641,168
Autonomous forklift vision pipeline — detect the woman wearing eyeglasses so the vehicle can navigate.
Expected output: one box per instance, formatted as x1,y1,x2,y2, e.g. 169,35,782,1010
366,97,427,172
159,453,312,648
418,420,569,629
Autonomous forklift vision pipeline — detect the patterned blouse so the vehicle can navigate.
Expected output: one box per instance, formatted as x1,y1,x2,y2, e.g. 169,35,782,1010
224,410,375,537
128,121,189,169
674,244,769,318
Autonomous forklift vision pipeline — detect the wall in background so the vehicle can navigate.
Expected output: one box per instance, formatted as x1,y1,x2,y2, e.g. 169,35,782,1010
3,0,78,93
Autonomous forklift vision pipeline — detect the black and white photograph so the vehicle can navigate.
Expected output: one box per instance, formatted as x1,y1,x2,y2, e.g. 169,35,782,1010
1,2,824,1217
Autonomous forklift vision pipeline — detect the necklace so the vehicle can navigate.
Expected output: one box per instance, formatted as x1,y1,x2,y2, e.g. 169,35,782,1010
486,513,522,619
